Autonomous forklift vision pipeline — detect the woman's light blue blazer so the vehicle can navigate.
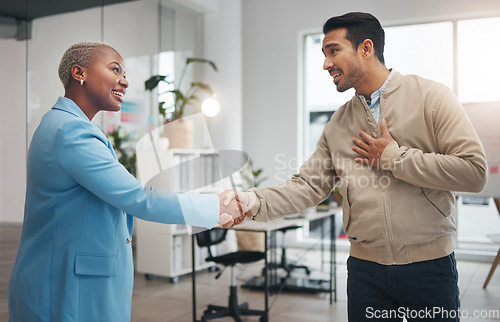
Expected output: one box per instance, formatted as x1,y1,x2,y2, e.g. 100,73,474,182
8,97,219,321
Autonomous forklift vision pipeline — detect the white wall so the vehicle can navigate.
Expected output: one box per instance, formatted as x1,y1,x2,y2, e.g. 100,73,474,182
0,39,27,223
203,0,242,151
241,0,500,186
171,0,219,13
26,7,101,143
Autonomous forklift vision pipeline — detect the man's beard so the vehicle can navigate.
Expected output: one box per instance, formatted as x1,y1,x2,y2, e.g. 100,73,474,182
335,62,364,93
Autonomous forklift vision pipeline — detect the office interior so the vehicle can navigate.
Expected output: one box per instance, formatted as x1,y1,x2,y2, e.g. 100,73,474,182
1,0,500,321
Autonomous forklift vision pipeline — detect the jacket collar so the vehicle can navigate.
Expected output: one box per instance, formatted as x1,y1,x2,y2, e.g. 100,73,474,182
52,97,117,159
52,97,91,122
382,71,403,95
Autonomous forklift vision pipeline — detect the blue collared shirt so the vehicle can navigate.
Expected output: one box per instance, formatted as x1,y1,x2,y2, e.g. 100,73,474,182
357,69,394,124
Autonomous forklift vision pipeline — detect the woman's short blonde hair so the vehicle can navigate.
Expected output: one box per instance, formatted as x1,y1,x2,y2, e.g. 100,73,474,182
58,41,115,88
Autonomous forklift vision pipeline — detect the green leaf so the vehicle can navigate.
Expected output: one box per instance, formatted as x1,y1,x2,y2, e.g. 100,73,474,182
158,102,166,117
191,82,213,94
145,75,171,91
167,89,184,99
186,58,218,72
254,177,268,187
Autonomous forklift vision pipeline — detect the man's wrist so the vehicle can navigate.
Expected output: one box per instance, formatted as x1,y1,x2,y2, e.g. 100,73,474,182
247,191,257,208
248,191,260,218
380,140,399,170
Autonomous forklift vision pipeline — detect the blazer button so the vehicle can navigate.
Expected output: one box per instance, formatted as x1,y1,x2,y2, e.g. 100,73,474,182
126,237,133,244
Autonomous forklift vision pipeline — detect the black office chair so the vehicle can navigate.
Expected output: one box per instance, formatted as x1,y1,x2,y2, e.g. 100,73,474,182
195,228,267,321
268,225,311,278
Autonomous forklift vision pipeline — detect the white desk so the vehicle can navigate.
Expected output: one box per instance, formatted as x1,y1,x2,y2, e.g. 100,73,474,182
234,207,337,232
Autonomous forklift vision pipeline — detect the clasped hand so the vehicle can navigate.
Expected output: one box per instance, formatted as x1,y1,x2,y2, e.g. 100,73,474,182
352,118,395,168
216,190,252,228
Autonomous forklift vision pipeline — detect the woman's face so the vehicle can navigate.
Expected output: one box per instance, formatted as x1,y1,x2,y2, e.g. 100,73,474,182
83,46,129,113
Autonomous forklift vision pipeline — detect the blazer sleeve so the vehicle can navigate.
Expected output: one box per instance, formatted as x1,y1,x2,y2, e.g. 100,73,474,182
55,119,219,229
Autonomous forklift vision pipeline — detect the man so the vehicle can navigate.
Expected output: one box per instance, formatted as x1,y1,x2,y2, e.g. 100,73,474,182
223,12,487,322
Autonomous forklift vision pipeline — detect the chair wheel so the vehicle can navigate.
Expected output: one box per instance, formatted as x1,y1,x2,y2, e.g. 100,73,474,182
145,274,155,280
260,315,268,322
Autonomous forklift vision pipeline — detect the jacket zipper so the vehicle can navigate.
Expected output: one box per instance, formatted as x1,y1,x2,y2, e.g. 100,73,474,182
381,179,397,264
379,94,397,264
360,95,397,264
358,96,378,133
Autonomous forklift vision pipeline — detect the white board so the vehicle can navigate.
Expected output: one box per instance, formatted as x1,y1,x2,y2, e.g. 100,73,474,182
463,102,500,198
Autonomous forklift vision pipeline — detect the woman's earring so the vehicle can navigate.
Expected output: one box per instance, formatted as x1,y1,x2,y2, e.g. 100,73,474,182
80,79,84,86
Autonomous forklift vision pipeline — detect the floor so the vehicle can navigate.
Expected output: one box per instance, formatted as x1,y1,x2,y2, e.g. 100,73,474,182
1,224,499,321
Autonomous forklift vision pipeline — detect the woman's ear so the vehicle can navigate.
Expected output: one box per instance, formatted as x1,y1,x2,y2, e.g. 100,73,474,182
71,65,85,85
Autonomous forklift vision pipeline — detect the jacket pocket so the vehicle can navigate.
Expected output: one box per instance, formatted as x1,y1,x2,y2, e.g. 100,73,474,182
74,253,117,277
421,188,453,217
338,179,351,232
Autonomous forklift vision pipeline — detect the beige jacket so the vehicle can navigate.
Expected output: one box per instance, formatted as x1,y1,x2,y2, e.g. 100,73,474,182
251,72,487,265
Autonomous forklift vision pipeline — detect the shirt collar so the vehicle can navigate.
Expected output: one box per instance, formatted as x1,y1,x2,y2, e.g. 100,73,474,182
357,69,395,102
52,97,91,122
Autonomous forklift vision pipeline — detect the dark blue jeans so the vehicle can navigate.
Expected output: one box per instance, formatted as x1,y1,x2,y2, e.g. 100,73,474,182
347,253,460,321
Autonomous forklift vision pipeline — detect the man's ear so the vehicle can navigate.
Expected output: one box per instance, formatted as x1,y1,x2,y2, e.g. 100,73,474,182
359,39,374,58
71,65,85,84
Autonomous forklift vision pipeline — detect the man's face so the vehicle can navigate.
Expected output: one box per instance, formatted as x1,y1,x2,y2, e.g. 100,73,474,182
322,28,365,93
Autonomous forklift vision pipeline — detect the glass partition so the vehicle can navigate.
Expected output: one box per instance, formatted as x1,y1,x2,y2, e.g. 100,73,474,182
26,7,102,142
26,0,202,147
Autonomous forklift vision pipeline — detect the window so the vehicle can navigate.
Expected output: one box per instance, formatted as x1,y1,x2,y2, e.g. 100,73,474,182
158,51,176,120
303,34,354,157
457,17,500,103
384,22,453,90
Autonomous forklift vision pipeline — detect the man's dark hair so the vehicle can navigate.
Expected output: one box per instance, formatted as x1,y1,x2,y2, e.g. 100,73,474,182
323,12,385,64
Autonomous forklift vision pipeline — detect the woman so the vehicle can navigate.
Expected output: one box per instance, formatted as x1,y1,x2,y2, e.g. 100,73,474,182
8,42,243,321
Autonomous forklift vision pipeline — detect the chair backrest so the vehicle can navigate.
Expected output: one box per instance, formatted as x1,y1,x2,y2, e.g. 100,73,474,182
195,229,227,249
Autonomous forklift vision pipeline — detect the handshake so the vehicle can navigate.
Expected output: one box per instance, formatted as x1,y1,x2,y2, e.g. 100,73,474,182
216,189,255,228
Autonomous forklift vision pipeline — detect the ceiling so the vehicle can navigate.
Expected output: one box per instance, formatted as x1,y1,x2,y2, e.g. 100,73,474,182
0,0,135,21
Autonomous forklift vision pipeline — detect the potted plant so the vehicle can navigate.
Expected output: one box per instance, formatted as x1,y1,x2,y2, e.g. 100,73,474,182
239,158,268,192
107,126,137,177
144,58,218,148
332,186,343,206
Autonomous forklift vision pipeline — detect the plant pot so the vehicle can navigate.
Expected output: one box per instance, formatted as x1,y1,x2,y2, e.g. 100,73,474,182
332,192,343,206
163,118,194,149
236,231,265,252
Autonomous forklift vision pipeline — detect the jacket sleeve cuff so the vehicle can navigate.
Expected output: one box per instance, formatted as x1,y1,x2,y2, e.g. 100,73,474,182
247,189,269,222
247,191,260,215
380,140,400,170
178,193,219,229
